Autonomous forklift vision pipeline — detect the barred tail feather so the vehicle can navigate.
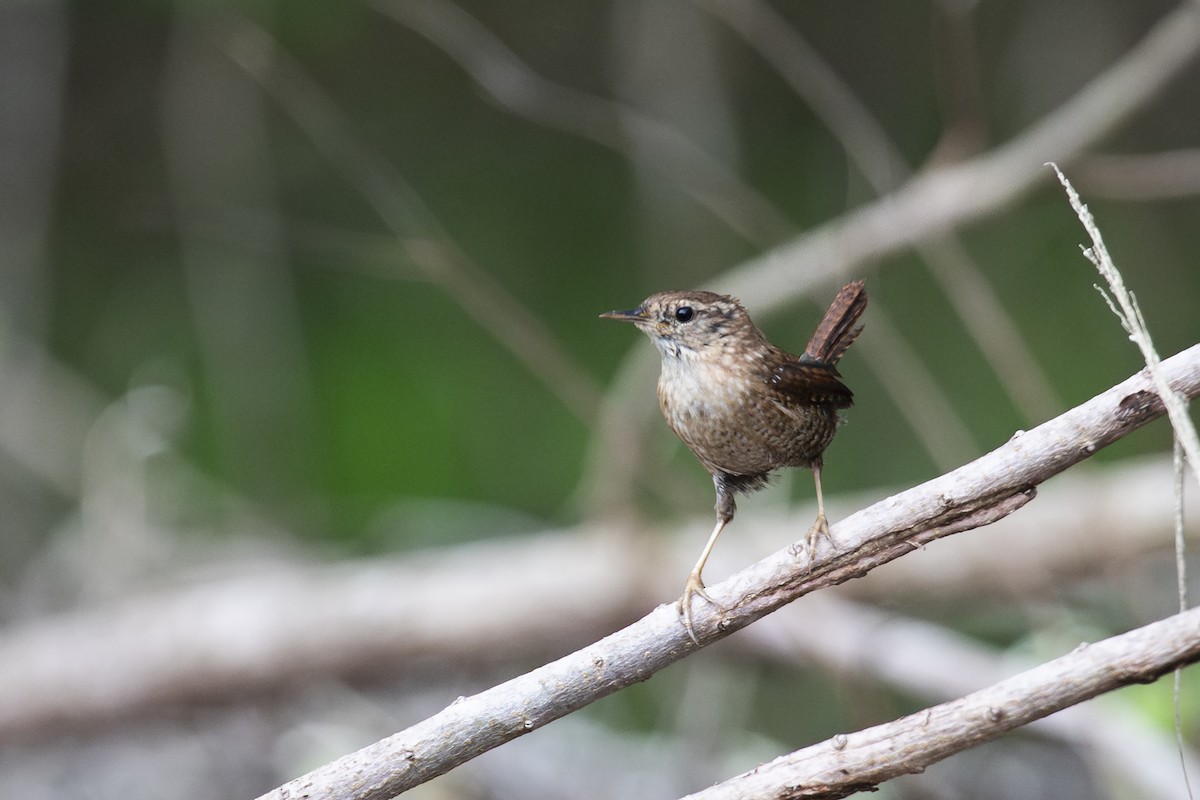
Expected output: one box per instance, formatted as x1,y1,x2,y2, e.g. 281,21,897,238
804,280,867,365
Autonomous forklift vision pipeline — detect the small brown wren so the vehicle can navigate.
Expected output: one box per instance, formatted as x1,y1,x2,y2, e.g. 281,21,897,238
601,281,867,643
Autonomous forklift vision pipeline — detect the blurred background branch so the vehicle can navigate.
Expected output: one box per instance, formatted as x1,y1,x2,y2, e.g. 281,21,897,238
1,453,1196,740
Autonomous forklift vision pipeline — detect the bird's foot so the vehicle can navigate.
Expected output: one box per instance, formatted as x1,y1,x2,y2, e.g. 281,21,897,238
677,572,727,646
804,511,834,562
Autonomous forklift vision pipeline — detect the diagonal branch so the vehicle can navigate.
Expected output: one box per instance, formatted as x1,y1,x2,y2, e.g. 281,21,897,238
687,605,1200,799
743,596,1200,800
258,344,1200,800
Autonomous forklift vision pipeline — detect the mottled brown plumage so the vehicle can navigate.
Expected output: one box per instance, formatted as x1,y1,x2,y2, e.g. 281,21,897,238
601,281,867,643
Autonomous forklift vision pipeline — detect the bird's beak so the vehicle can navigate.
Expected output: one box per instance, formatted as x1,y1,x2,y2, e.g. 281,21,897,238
599,307,650,322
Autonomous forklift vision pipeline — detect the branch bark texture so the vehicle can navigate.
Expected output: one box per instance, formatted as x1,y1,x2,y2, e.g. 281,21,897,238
259,344,1200,800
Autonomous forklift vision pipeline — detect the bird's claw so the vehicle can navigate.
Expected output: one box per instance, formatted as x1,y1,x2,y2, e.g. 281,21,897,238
803,512,834,562
677,573,727,646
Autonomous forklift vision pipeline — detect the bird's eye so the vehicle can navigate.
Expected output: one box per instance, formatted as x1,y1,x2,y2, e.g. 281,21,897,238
675,306,695,323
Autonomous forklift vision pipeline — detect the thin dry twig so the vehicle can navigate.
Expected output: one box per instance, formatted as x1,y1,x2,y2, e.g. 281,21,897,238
255,344,1200,800
1051,164,1199,799
1175,439,1196,800
1051,164,1200,495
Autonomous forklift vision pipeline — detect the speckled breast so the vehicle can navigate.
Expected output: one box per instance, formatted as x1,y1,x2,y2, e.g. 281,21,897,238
657,356,838,477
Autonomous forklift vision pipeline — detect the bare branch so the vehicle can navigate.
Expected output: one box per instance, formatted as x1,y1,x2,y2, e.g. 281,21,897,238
687,606,1200,799
252,344,1200,800
745,598,1200,800
833,455,1200,601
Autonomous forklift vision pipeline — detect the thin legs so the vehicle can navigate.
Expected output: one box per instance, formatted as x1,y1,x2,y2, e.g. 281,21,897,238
677,475,735,645
677,468,835,644
805,465,833,556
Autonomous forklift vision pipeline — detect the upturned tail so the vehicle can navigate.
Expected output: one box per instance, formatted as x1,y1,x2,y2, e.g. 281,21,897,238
803,280,867,365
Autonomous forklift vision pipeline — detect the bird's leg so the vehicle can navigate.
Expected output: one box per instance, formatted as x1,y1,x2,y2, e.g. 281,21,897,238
678,476,735,645
805,465,834,558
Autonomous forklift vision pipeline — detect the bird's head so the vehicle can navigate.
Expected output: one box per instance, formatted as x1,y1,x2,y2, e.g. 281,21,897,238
600,291,758,360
